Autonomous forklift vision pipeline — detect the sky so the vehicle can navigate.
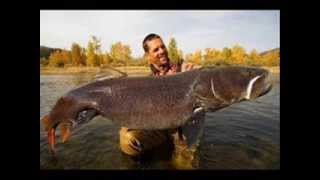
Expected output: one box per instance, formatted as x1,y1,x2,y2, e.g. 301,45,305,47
40,10,280,58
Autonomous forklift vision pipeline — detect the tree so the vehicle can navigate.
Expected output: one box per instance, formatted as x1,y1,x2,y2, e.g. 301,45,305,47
247,49,261,66
231,44,247,65
101,52,113,66
221,47,232,61
40,46,60,59
186,50,202,65
203,48,213,66
40,57,49,66
86,41,95,66
122,44,132,65
167,38,181,64
249,49,260,61
81,48,87,66
71,43,83,66
205,48,217,59
86,36,101,67
49,50,66,67
261,51,280,66
61,50,72,65
194,50,203,65
110,42,132,66
185,53,192,63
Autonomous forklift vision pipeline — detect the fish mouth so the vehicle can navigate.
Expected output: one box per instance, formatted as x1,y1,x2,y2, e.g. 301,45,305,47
46,123,59,154
259,72,273,97
45,122,71,154
260,82,272,97
43,109,98,154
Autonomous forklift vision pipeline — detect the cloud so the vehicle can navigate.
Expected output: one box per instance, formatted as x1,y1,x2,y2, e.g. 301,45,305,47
40,10,279,57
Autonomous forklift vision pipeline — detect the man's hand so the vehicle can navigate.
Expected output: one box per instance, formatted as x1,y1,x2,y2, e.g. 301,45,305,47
181,62,200,72
181,63,193,72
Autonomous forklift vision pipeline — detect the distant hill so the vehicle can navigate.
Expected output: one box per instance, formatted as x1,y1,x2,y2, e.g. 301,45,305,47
40,46,63,59
260,48,280,56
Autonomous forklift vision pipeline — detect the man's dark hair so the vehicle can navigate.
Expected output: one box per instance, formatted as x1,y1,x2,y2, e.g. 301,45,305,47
142,33,161,53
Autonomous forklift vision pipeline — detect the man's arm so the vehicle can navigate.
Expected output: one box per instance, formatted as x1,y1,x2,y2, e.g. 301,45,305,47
166,60,201,75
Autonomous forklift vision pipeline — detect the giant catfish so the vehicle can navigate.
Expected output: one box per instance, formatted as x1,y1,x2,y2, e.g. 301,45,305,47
41,65,273,154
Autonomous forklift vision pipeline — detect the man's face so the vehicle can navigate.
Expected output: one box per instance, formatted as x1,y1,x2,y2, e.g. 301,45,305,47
146,38,169,66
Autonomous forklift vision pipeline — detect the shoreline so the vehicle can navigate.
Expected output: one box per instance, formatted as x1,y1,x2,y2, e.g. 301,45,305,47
40,66,151,76
40,66,280,76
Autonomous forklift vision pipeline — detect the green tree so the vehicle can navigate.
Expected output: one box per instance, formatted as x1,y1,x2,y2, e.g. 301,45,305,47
167,38,181,64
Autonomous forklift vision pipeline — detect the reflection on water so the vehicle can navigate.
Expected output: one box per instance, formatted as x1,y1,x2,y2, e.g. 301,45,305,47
40,72,280,169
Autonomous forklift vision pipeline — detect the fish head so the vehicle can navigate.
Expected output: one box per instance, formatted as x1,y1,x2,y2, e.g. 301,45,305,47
196,66,273,107
41,96,98,154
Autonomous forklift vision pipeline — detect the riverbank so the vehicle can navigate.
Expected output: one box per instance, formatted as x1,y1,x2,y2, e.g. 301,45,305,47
40,66,151,76
40,66,279,76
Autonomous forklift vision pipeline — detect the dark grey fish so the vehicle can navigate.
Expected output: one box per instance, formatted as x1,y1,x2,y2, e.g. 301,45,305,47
41,65,273,154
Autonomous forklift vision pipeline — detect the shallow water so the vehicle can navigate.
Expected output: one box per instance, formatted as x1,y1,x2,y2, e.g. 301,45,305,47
40,72,280,169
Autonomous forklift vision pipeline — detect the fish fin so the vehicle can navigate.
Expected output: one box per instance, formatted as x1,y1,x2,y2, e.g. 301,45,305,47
181,111,205,148
96,65,128,80
105,65,128,78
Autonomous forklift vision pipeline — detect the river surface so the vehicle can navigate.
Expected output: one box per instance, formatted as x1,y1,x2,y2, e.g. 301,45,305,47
40,72,280,169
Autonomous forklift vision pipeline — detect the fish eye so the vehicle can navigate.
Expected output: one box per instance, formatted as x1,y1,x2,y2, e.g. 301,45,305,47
245,69,252,76
248,70,256,77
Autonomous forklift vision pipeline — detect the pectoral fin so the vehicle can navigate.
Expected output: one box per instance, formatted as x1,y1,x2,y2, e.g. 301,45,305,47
180,109,205,148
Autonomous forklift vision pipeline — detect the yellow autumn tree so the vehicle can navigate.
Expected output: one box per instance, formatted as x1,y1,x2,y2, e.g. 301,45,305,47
203,48,223,65
71,43,85,66
247,49,262,66
230,44,247,65
86,36,101,67
261,51,280,66
186,50,202,65
221,47,232,63
48,50,71,67
100,52,113,66
110,42,132,66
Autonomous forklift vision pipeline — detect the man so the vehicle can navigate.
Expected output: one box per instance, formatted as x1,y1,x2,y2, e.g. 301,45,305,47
119,34,203,160
143,34,195,76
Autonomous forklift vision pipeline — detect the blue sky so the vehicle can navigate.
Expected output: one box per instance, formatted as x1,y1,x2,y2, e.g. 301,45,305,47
40,10,279,58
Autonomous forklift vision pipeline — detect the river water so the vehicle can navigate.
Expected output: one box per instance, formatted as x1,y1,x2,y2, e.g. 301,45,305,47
40,72,280,169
